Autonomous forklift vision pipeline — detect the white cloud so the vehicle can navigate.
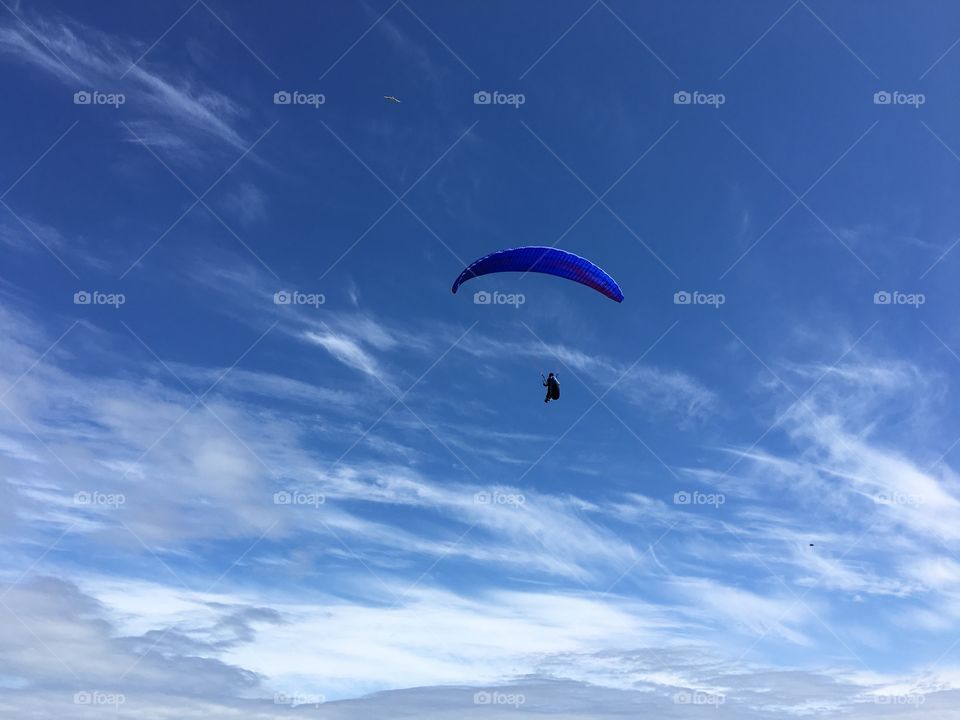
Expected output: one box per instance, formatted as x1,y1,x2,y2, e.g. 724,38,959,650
0,12,250,154
2,297,960,717
221,182,269,225
304,330,382,379
459,332,717,423
2,576,959,718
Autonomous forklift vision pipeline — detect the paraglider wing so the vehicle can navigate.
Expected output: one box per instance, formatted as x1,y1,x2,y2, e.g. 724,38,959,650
451,246,624,303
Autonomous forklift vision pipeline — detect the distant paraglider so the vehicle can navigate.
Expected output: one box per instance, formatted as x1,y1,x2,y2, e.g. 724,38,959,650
451,246,624,303
542,372,560,403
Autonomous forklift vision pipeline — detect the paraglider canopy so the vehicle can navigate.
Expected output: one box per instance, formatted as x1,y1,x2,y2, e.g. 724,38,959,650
452,246,624,303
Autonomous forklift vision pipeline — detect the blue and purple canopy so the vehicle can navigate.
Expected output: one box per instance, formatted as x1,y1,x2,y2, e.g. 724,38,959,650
451,246,624,303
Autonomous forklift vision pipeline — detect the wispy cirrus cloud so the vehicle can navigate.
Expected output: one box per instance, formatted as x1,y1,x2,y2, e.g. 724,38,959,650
0,216,110,270
0,12,251,155
0,302,635,583
459,331,718,423
4,298,960,716
304,329,383,380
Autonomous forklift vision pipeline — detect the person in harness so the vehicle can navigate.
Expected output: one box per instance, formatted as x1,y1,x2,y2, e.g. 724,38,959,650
542,372,560,403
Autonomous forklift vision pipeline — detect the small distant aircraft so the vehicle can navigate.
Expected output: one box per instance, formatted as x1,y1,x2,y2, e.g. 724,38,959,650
384,95,401,104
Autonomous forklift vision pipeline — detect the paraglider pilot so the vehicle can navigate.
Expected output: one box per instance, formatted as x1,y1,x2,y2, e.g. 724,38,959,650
543,372,560,403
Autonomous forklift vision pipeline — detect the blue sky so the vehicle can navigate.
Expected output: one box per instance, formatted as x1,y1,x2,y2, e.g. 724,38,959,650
3,0,960,717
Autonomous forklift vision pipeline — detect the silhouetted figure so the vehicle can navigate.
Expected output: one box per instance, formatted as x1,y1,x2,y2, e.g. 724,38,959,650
543,373,560,403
